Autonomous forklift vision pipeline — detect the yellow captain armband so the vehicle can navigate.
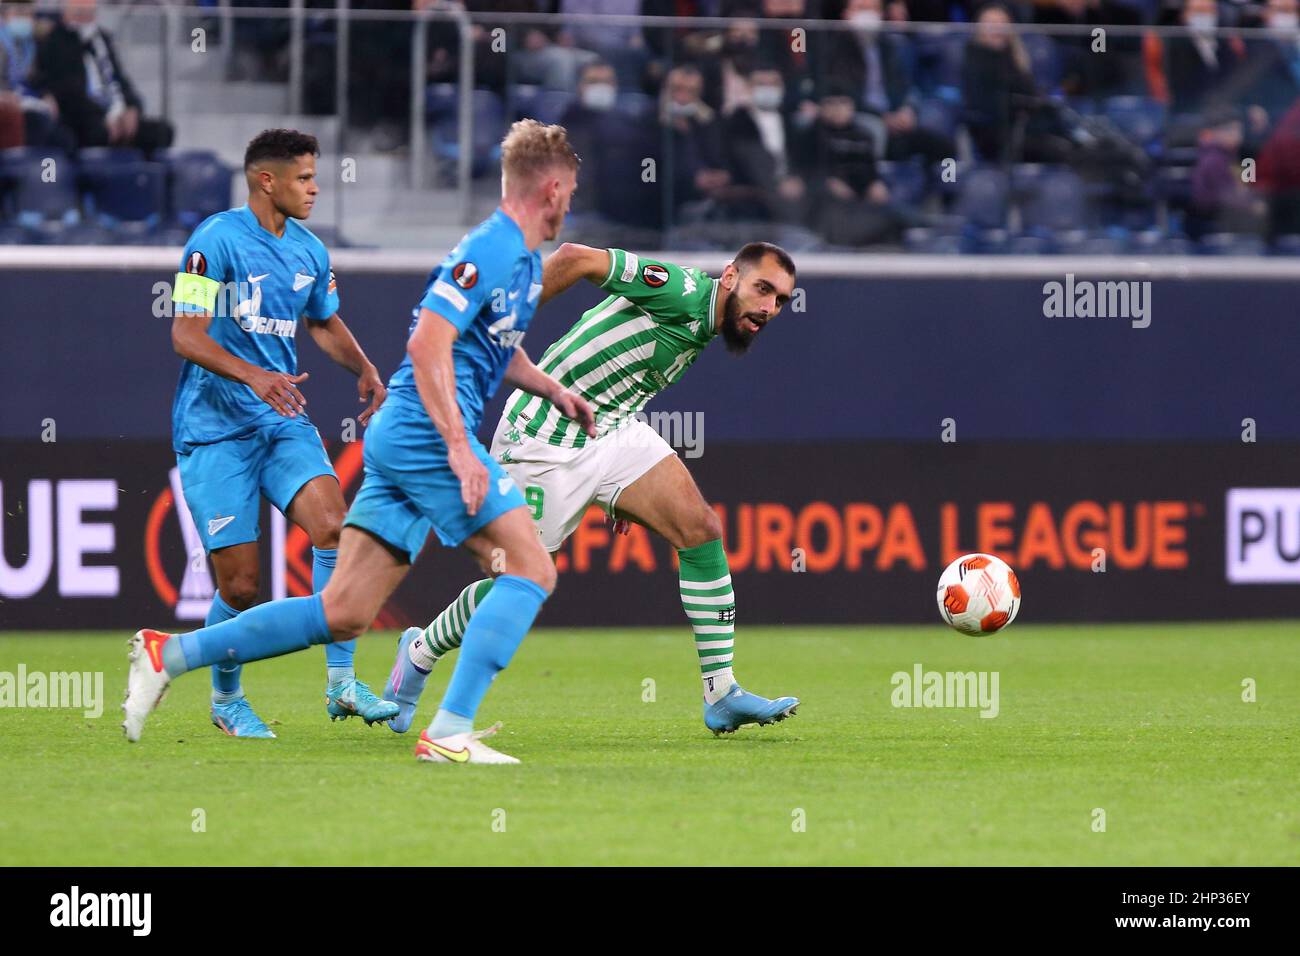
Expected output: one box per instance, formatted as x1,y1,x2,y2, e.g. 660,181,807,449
172,271,221,311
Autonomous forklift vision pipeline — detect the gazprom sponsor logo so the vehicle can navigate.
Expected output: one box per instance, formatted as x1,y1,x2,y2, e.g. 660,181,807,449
236,314,297,337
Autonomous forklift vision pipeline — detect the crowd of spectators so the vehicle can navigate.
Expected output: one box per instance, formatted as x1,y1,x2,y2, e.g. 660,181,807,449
0,0,172,155
7,0,1300,248
374,0,1300,247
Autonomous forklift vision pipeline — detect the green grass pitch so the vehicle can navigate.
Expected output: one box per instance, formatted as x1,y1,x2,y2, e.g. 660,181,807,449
1,624,1297,866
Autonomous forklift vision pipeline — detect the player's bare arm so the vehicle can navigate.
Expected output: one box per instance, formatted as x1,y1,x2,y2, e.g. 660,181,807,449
170,311,308,418
501,348,597,438
406,306,488,515
539,242,611,305
305,312,387,424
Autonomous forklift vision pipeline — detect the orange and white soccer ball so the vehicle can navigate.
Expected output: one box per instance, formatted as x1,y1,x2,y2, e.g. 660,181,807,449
936,553,1021,636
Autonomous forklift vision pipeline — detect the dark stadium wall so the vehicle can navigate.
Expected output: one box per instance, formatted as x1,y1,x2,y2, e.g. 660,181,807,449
1,267,1299,442
2,438,1299,628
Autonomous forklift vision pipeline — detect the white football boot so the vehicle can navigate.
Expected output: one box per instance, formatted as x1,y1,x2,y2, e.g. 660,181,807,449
122,629,173,742
414,722,520,764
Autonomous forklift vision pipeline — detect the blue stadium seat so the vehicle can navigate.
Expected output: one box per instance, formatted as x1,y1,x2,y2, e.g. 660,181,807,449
933,34,966,89
525,89,574,125
1271,234,1300,256
877,159,928,209
0,223,29,243
1104,96,1166,154
77,146,144,166
1198,233,1266,256
0,148,79,225
166,150,233,229
1153,165,1193,207
511,84,540,119
1020,167,1087,233
425,83,458,120
1056,232,1130,255
1022,33,1062,93
963,227,1010,254
615,91,654,119
1010,162,1050,196
83,161,166,226
955,166,1009,230
430,89,506,177
915,94,959,139
1007,233,1055,255
903,227,962,254
56,221,117,245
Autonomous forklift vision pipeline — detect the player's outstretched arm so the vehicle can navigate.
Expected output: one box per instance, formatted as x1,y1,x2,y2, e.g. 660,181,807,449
171,312,309,418
306,313,387,424
539,242,611,306
502,348,597,438
407,307,489,515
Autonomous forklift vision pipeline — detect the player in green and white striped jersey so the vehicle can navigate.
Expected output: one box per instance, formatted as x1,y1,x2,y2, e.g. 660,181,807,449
385,241,800,736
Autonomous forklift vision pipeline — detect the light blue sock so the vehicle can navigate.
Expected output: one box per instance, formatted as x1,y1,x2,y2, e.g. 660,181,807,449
430,575,548,735
206,592,244,703
313,546,354,682
429,709,473,738
162,594,332,678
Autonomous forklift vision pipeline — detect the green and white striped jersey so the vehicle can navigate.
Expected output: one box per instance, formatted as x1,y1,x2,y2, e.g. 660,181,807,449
504,249,718,448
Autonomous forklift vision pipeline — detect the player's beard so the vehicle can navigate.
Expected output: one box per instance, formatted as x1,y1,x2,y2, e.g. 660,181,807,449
719,293,758,355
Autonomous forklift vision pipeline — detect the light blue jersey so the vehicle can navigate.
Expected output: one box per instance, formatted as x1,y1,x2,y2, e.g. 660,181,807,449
387,208,542,432
344,208,541,558
170,205,339,454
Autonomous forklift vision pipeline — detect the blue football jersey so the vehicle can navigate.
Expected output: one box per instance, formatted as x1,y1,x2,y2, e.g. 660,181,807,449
170,205,339,453
388,208,543,433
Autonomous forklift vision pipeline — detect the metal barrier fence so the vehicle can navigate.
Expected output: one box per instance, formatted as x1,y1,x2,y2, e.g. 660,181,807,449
15,5,1300,243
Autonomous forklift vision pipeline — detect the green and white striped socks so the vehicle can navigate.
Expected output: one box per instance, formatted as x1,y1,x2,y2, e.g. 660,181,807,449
678,540,737,704
409,578,494,671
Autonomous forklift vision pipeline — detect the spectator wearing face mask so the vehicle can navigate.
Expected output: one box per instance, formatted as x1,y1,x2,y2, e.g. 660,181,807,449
1217,0,1300,142
721,67,810,223
0,0,72,149
824,0,953,166
550,59,661,234
1145,0,1245,115
754,0,819,116
32,0,173,154
658,63,732,219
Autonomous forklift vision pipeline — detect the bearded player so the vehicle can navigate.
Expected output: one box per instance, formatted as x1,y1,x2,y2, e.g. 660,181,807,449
384,242,801,736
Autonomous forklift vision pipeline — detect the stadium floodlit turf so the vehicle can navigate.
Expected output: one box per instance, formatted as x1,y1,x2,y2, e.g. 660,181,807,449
1,625,1296,866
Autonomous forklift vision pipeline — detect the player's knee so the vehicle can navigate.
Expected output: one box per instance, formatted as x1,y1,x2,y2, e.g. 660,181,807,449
221,576,260,610
312,522,341,550
324,599,369,641
678,507,723,550
523,559,557,595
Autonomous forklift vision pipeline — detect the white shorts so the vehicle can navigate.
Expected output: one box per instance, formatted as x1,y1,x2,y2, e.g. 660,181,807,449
490,415,677,551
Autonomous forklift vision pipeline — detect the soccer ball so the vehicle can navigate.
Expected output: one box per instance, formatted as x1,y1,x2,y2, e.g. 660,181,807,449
936,553,1021,636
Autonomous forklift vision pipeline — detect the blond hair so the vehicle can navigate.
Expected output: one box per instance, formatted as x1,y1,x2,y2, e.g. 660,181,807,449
501,119,579,194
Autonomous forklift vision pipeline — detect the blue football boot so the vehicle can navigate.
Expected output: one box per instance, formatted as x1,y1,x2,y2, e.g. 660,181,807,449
703,683,800,736
211,697,276,738
382,627,434,734
325,676,400,726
